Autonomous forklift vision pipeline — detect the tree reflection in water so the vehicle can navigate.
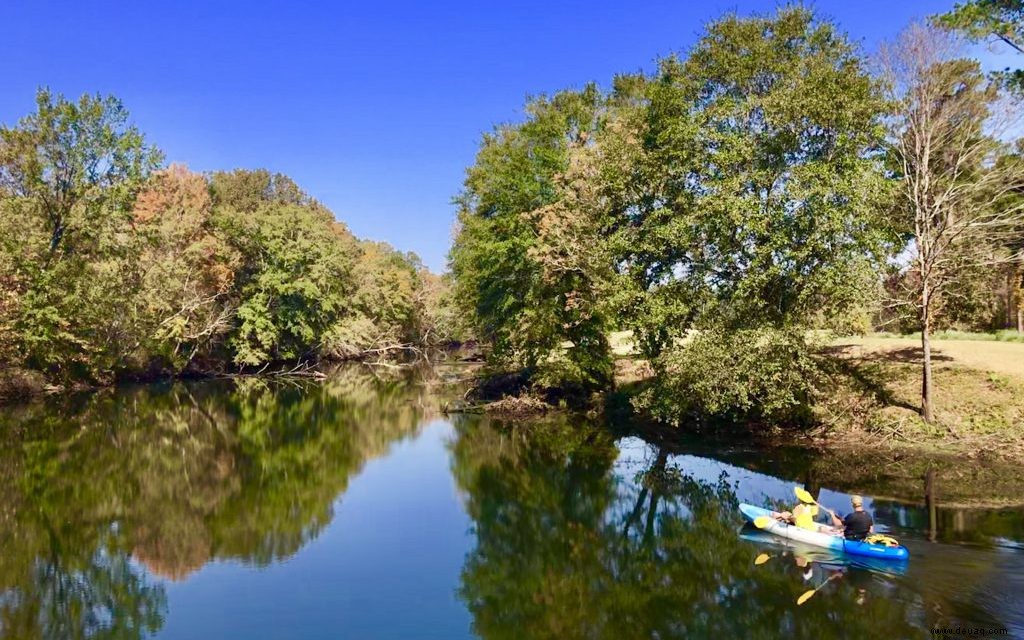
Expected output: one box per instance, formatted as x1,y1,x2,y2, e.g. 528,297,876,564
450,415,922,639
0,366,438,638
0,371,1018,638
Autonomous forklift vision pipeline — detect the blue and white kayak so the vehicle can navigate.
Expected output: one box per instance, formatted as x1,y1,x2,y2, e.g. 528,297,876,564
738,529,908,576
739,503,909,561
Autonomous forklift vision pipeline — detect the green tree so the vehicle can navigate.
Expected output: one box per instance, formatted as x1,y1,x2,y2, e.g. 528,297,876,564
936,0,1024,92
213,181,359,366
0,89,162,382
450,85,615,392
323,241,423,358
605,7,891,423
132,164,240,371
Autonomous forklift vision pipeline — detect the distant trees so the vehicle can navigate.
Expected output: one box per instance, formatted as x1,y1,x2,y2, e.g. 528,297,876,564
881,24,1024,422
0,90,450,392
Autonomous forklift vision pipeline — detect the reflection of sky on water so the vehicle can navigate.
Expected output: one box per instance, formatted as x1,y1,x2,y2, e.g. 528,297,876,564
614,436,875,520
613,436,1024,547
158,420,475,640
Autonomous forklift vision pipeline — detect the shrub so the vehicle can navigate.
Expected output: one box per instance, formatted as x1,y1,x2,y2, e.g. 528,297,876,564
635,328,819,427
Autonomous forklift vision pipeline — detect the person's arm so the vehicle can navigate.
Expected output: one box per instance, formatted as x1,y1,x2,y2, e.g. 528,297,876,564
831,511,844,528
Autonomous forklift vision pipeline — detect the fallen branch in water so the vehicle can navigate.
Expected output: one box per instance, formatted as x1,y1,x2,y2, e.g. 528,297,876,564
444,394,553,416
219,360,327,379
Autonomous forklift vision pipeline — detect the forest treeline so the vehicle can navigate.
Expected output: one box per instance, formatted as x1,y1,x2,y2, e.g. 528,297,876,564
450,5,1024,425
0,93,461,398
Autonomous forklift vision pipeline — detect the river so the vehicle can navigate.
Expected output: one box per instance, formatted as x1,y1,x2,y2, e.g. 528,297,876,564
0,367,1021,639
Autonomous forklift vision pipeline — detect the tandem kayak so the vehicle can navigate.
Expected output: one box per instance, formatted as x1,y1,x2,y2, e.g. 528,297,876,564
738,529,908,576
739,503,909,561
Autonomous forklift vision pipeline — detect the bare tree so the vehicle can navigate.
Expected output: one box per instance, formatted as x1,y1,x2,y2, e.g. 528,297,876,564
881,23,1024,423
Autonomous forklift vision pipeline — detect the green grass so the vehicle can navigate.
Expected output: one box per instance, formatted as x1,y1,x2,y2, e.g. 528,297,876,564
869,329,1024,343
819,346,1024,458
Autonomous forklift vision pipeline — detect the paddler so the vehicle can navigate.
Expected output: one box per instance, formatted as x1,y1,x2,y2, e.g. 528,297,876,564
830,495,874,541
774,502,823,531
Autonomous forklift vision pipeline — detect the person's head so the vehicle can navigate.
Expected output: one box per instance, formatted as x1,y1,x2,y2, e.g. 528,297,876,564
851,495,864,510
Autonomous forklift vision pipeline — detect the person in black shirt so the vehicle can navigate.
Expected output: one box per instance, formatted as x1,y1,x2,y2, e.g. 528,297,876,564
830,495,874,541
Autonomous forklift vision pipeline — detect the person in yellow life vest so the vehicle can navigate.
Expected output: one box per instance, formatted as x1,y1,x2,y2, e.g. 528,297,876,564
774,503,823,531
791,503,820,531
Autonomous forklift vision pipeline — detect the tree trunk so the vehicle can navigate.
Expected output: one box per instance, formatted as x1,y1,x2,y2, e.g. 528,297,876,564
1008,266,1022,333
921,298,934,423
1016,266,1023,333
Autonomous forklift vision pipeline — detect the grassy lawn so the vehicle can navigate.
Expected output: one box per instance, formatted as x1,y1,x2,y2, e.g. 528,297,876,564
832,335,1024,380
608,329,1024,456
821,337,1024,458
609,329,1024,457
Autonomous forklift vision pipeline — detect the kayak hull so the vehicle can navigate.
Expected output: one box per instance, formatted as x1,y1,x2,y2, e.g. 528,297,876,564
739,503,909,561
738,529,908,576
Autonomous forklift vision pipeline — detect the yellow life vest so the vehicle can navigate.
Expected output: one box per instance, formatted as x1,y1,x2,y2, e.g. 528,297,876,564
793,504,819,530
865,533,900,547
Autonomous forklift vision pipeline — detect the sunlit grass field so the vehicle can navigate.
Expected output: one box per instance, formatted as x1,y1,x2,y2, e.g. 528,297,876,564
835,335,1024,380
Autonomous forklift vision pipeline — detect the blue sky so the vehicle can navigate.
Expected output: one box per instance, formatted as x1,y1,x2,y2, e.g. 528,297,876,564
1,1,1015,271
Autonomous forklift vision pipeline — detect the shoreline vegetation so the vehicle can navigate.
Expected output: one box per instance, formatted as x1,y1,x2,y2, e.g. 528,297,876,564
0,92,465,405
445,6,1023,459
446,330,1024,461
3,4,1023,465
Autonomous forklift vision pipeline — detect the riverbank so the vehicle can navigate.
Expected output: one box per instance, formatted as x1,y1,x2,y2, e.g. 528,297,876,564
0,350,436,407
458,331,1024,462
816,337,1024,460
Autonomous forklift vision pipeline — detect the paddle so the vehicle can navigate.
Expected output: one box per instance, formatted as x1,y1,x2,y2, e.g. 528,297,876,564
796,573,842,606
753,515,775,529
794,487,838,520
754,553,770,565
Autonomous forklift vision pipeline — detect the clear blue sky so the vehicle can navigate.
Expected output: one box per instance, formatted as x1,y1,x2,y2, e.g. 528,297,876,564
2,0,1008,271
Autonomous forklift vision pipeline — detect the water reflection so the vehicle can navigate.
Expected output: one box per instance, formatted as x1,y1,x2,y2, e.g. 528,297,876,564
0,367,439,638
451,416,1021,638
0,371,1021,638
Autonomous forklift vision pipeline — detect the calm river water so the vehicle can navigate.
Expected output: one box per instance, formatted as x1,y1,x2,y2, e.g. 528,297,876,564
0,368,1021,639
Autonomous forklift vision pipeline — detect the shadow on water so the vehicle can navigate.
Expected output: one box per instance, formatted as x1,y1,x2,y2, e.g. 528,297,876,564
0,368,1021,638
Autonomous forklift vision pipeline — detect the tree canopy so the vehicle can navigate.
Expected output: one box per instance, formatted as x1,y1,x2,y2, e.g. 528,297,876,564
0,91,456,392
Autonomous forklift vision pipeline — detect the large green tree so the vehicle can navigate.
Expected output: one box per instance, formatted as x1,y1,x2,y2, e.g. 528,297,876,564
603,7,892,423
211,171,360,366
936,0,1024,92
0,89,162,381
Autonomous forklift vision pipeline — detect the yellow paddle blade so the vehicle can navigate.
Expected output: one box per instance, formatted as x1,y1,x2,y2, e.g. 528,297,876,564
753,516,774,529
796,589,816,606
794,487,815,504
754,553,770,565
